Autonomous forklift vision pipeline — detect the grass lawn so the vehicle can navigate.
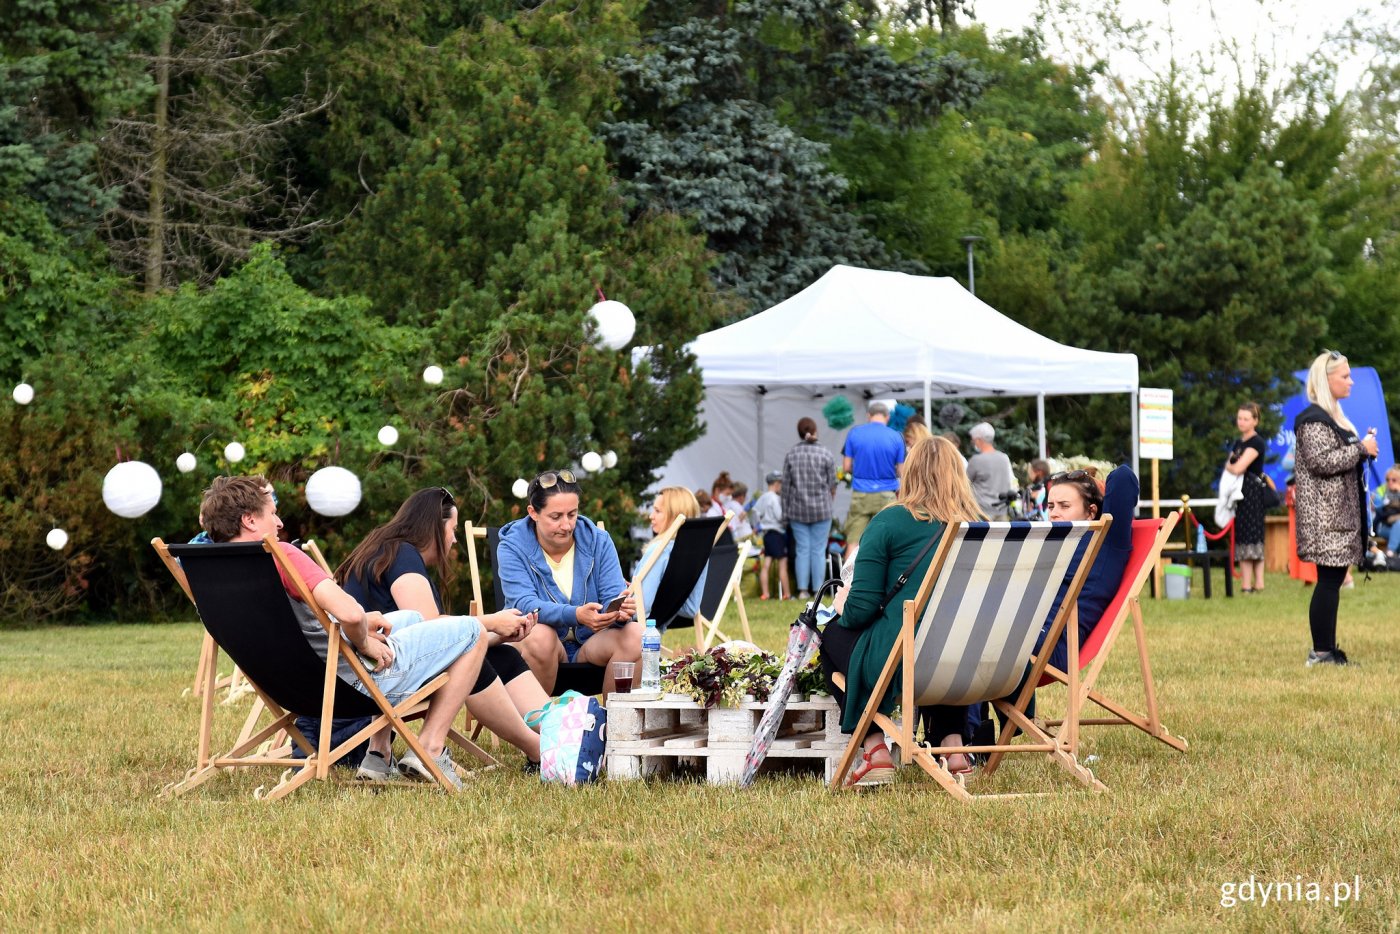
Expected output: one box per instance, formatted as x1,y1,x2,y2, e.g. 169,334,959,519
2,566,1397,931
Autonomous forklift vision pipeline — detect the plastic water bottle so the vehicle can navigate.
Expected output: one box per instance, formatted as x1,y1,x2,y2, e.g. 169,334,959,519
641,618,662,692
1195,526,1207,552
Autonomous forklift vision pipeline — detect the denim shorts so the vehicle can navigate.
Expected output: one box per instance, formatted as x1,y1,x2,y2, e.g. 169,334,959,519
354,610,481,704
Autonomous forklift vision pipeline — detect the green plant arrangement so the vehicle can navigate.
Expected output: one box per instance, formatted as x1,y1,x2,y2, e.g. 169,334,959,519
661,646,783,708
659,647,832,707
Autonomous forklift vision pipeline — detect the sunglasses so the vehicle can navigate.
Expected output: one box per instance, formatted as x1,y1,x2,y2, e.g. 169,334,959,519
536,470,577,489
437,486,455,508
1049,469,1091,484
1323,349,1344,360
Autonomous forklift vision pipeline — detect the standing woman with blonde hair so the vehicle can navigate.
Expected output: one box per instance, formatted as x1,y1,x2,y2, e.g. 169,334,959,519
820,436,985,786
1294,351,1378,667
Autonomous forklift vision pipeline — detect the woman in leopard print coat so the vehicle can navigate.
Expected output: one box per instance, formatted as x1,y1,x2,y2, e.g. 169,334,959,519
1293,351,1378,666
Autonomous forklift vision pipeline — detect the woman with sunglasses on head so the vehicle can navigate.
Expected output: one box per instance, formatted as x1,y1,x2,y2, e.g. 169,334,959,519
979,464,1140,738
337,487,547,777
497,470,640,694
1039,465,1139,669
1294,351,1377,667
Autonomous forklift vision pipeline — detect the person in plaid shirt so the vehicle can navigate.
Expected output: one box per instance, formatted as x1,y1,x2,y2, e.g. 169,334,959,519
781,416,838,599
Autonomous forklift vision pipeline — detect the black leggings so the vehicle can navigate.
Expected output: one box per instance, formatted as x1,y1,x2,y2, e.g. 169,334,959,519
1309,565,1348,653
470,644,531,694
820,623,968,743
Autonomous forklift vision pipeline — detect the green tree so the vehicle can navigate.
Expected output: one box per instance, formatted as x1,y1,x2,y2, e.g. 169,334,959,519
602,0,988,311
320,12,730,545
1,0,176,229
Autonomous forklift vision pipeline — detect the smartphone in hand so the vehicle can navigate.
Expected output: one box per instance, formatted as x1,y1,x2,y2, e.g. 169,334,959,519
603,593,627,614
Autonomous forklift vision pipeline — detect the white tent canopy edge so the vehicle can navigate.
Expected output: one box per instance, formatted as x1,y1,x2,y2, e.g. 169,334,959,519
651,264,1139,496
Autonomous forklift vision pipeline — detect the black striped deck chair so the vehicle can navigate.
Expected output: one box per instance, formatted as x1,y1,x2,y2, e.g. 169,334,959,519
830,519,1110,801
631,513,728,649
153,536,494,800
694,528,754,650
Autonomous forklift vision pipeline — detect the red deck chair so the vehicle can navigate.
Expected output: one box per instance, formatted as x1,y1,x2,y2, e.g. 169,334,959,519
984,512,1187,776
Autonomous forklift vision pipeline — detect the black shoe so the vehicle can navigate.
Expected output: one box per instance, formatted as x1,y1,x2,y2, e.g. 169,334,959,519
522,758,540,775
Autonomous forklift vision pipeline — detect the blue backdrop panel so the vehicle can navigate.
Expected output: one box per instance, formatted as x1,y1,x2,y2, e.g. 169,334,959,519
1266,366,1394,493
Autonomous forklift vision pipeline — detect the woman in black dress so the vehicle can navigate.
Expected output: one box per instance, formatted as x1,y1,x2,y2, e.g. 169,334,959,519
1225,401,1269,593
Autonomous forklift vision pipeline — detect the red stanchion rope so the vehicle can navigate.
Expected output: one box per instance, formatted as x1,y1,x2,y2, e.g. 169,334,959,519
1187,511,1239,578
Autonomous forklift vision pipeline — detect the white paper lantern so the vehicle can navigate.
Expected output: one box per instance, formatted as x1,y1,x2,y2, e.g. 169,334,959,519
102,461,163,519
587,300,635,351
46,528,69,550
305,466,362,517
580,451,603,473
12,383,34,405
176,452,197,473
602,450,618,469
377,425,399,446
511,478,530,499
422,365,444,385
224,441,246,463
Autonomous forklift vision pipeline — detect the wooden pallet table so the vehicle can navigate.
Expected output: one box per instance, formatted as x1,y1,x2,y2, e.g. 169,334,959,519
605,692,845,784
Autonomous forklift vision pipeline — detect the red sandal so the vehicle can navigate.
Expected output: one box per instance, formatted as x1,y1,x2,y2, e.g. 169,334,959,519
845,742,895,789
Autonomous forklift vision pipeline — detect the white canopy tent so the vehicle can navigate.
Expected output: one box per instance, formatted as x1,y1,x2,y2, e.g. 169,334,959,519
654,265,1139,498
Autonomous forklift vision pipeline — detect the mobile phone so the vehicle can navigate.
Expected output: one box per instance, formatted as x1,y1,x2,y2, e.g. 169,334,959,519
604,593,627,614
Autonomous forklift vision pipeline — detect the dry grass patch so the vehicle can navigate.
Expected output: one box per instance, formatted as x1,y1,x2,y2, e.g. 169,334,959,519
2,568,1397,931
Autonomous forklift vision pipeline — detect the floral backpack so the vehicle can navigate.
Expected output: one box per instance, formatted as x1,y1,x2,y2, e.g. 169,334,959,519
529,690,607,785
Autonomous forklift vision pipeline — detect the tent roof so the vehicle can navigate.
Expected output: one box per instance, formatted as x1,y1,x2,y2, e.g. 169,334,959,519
691,265,1137,397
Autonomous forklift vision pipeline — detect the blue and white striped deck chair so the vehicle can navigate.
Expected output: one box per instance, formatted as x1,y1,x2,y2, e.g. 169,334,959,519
830,519,1110,801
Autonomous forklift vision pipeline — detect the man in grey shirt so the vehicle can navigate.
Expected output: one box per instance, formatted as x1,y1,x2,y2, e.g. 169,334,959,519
966,422,1017,520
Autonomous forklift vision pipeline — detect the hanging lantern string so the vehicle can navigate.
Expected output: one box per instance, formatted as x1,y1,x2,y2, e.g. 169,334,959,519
193,432,215,452
594,283,607,302
115,444,124,463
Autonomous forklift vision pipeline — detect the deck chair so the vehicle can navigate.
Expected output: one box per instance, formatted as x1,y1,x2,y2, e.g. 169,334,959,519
153,536,495,800
463,521,608,696
300,538,334,575
693,528,753,649
301,537,492,748
631,514,728,650
829,519,1110,801
984,513,1187,774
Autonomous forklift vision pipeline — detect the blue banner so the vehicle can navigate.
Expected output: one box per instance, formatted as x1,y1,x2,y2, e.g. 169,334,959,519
1266,366,1394,494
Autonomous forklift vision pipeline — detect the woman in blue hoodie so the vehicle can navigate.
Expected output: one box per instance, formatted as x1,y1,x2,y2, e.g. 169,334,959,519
497,470,640,694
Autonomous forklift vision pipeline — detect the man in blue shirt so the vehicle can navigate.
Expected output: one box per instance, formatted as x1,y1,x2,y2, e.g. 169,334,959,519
841,401,905,557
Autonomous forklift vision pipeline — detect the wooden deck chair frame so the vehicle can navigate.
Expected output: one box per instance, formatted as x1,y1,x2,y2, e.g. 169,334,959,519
829,519,1110,801
983,512,1187,776
629,512,730,650
153,536,495,800
696,532,754,650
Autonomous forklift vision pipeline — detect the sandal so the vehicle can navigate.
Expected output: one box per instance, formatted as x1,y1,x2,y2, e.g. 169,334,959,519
845,742,895,789
940,753,974,776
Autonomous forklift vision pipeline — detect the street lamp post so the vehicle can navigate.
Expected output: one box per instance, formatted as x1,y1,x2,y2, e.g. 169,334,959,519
959,235,983,296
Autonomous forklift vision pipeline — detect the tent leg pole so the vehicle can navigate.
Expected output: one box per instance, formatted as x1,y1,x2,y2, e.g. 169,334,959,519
923,380,931,422
1037,393,1047,459
756,391,765,487
1130,390,1140,496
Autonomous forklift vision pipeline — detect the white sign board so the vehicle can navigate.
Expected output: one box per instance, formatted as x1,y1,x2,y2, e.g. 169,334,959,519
1139,388,1174,460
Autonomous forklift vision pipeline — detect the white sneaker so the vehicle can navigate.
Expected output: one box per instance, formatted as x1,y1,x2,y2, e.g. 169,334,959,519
399,747,463,790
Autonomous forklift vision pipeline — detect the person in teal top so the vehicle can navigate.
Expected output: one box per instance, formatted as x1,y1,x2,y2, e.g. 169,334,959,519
820,435,986,787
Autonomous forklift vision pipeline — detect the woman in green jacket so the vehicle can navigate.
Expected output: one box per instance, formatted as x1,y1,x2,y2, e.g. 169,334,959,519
821,435,985,787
